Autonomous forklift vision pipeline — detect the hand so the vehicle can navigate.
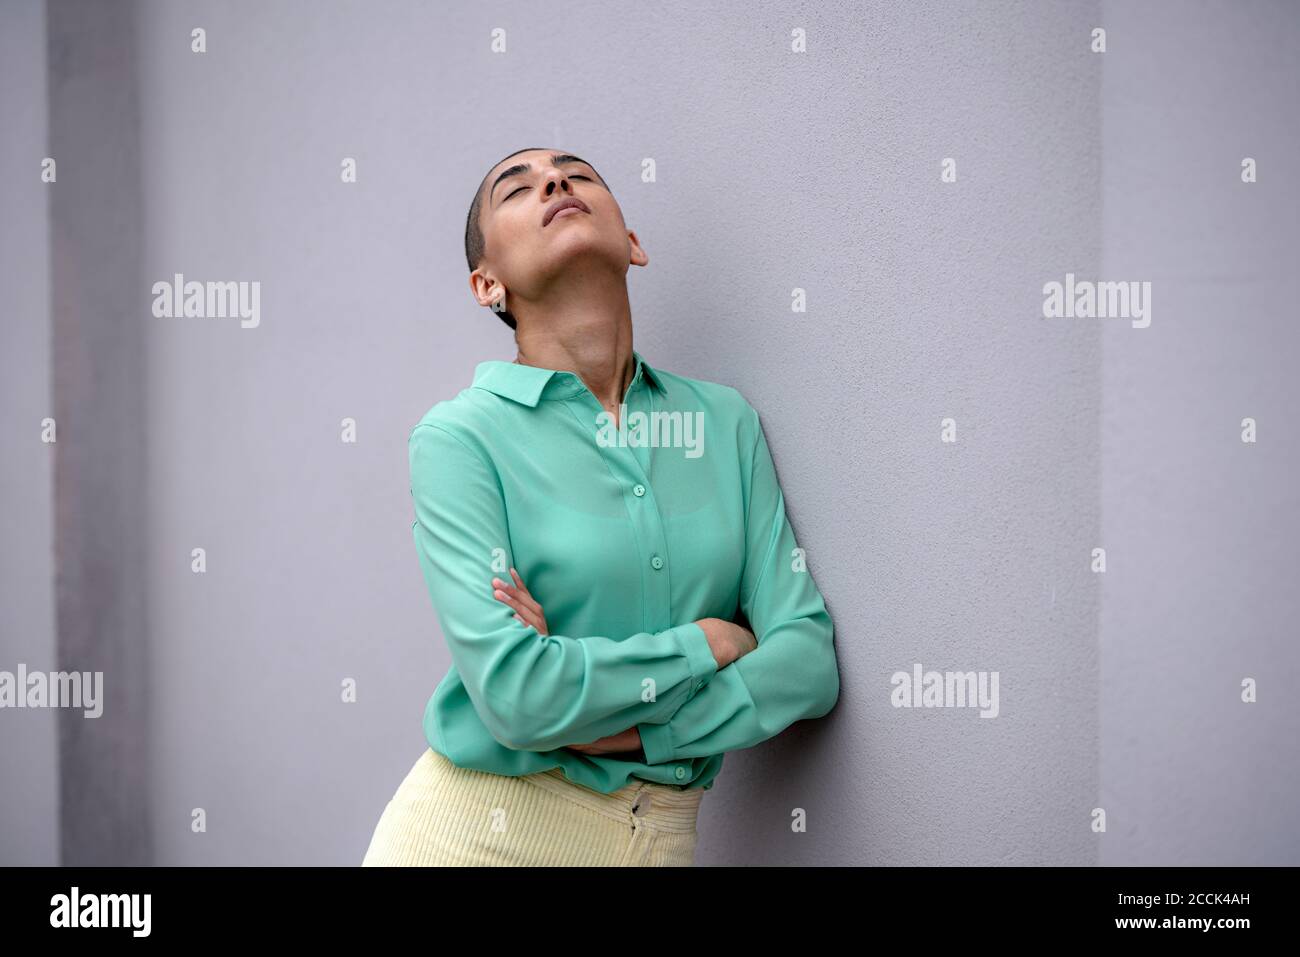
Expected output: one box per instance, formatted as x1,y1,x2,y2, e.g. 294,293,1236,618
492,567,549,636
697,617,757,669
566,727,643,756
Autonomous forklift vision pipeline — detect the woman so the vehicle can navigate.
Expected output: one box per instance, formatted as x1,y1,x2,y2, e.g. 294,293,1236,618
361,148,840,866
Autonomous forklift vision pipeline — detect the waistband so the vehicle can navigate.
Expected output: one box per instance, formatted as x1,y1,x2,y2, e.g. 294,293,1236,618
526,766,704,833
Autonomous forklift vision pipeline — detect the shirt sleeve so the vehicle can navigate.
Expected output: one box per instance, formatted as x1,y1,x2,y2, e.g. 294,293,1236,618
636,401,839,764
409,422,719,754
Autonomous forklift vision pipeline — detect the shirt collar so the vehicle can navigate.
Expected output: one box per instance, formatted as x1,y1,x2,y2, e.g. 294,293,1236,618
471,349,666,408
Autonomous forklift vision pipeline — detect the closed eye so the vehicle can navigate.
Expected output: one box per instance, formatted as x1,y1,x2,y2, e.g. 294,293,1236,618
503,174,594,202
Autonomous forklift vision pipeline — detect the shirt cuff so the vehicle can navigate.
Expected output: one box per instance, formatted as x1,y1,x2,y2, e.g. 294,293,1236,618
669,620,718,694
638,719,675,765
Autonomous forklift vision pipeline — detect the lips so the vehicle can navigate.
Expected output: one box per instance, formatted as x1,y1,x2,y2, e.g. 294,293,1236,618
543,197,590,227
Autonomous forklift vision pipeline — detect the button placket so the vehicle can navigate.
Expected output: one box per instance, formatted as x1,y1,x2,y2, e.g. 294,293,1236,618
576,379,674,633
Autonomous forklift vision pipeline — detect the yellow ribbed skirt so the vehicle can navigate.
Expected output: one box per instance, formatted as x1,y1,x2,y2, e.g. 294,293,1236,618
361,747,703,866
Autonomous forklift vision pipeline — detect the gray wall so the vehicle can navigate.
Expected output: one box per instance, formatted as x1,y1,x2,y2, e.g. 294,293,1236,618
127,0,1101,867
1098,0,1300,865
0,0,58,866
48,0,152,867
2,0,1293,866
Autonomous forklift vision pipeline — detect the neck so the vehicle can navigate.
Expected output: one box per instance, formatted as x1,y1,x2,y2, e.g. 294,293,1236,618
512,278,637,410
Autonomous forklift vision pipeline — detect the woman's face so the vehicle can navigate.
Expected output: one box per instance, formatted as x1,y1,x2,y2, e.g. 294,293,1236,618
472,149,647,307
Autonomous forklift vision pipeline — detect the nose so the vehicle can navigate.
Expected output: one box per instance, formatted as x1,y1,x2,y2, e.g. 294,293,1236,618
541,169,573,197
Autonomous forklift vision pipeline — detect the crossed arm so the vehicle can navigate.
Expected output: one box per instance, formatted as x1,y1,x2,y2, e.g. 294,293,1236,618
488,568,755,757
473,399,839,764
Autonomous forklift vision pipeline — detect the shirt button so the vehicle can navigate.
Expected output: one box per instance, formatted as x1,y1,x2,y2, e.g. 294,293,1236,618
650,555,664,570
632,484,646,497
674,766,687,781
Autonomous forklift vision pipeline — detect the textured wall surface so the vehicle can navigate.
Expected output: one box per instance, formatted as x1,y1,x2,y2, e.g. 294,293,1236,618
127,0,1101,865
12,0,1294,867
1098,0,1300,865
0,0,58,866
47,0,152,867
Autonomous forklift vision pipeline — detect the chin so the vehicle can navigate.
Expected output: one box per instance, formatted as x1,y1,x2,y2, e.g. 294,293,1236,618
539,236,615,270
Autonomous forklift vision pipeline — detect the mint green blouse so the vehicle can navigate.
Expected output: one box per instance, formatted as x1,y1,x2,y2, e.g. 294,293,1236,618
408,349,839,793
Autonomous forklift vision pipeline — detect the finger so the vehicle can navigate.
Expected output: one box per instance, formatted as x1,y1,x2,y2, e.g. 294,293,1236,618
491,576,537,613
492,587,527,617
497,592,542,632
492,579,546,634
507,568,544,616
513,607,543,632
491,579,522,598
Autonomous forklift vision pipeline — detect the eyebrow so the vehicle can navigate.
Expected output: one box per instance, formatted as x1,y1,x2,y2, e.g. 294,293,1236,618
489,153,599,205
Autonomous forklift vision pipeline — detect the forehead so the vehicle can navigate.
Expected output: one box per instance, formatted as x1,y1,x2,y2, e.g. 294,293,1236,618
489,148,554,176
487,149,584,178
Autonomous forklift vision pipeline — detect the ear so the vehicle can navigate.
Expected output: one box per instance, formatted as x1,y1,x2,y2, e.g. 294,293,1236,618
469,270,507,310
627,229,649,268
